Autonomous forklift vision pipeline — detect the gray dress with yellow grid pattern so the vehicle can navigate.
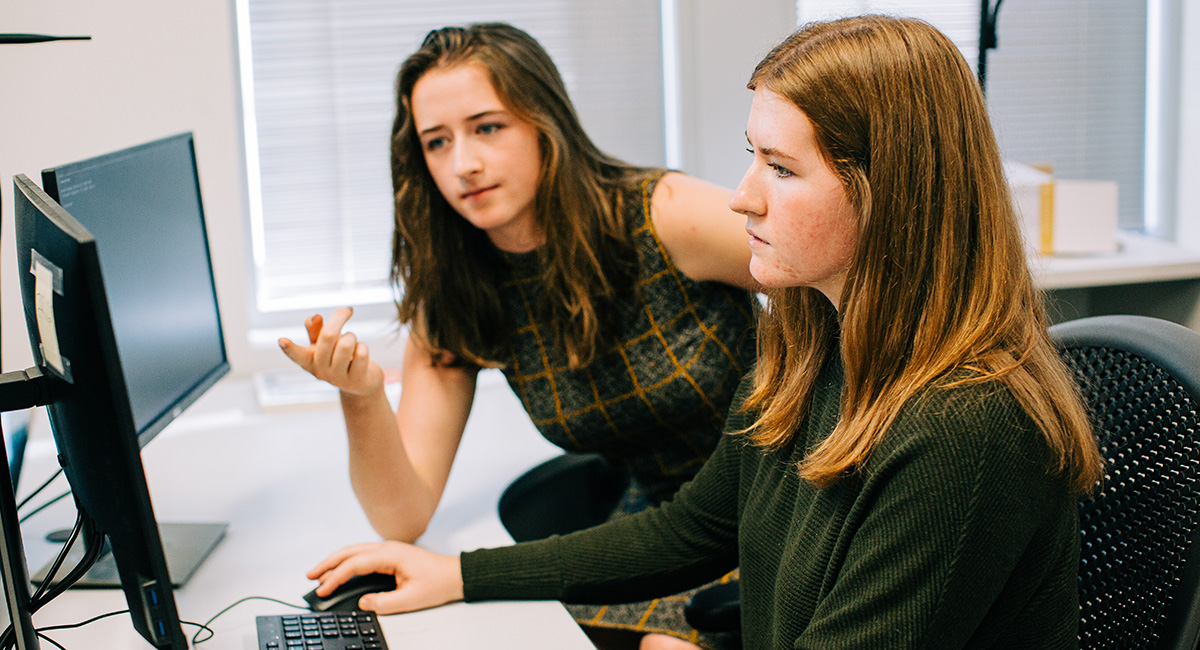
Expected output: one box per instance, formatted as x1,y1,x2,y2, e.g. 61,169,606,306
497,172,753,648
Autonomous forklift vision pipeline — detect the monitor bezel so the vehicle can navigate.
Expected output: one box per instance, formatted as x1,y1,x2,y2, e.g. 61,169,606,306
40,132,230,449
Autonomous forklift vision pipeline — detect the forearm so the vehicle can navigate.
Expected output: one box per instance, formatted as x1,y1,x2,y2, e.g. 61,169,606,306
462,504,737,604
343,339,478,542
341,388,440,542
462,435,742,604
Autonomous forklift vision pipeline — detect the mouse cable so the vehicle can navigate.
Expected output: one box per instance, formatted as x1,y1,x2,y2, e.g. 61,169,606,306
33,607,217,648
16,467,64,511
190,596,309,645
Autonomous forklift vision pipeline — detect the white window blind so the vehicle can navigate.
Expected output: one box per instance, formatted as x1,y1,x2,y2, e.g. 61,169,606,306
797,0,1154,230
236,0,665,324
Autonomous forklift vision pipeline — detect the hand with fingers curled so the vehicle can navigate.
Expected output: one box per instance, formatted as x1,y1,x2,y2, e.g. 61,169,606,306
307,541,464,614
278,306,386,397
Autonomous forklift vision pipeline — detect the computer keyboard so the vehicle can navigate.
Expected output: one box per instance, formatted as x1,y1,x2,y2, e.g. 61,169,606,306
256,611,388,650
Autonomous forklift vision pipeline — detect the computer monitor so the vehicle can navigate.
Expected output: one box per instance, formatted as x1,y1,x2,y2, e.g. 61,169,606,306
41,133,228,448
13,173,182,646
11,158,222,648
0,182,41,650
34,134,230,589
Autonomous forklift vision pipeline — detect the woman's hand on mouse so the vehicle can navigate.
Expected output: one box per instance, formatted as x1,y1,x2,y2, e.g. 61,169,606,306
307,541,464,614
278,307,386,397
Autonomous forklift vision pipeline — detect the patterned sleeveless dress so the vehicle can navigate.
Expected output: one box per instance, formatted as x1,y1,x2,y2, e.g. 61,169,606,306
497,172,753,648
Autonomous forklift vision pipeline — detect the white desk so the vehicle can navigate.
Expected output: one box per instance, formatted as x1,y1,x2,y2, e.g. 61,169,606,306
1031,230,1200,290
14,373,596,649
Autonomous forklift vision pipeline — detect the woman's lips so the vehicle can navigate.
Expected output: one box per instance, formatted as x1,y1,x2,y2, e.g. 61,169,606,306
462,185,498,201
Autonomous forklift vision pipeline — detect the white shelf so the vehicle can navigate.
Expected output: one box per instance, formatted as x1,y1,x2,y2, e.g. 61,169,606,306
1031,230,1200,290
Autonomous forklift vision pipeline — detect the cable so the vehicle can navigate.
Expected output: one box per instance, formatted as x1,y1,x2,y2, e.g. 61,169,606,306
30,520,106,611
0,515,96,650
16,467,64,511
34,632,65,650
190,596,309,645
37,609,129,632
28,514,84,606
183,620,216,644
17,489,70,523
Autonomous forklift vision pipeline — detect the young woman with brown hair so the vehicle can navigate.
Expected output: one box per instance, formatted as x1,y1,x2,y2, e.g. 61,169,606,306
303,15,1104,650
280,22,758,648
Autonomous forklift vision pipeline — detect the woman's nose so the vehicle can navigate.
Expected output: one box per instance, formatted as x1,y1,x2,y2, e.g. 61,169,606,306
453,140,483,178
729,164,764,218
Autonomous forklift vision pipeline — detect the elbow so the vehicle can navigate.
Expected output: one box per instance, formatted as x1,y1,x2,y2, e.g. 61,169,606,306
392,521,427,544
369,511,429,543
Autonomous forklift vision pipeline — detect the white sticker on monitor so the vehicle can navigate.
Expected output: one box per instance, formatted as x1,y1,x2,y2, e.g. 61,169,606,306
30,251,68,379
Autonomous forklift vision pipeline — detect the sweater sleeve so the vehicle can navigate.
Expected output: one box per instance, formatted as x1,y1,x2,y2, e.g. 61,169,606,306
461,430,744,604
792,392,1078,649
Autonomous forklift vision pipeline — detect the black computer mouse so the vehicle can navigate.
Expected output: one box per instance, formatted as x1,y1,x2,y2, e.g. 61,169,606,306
303,572,397,612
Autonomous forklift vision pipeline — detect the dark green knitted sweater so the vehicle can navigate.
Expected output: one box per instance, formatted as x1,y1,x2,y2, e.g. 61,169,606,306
462,355,1081,649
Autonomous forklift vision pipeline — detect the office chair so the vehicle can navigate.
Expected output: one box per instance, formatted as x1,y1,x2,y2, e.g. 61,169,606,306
1056,314,1200,650
498,452,630,542
683,315,1200,649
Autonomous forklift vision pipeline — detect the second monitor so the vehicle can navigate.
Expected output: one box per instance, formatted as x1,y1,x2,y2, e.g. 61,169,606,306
34,133,231,588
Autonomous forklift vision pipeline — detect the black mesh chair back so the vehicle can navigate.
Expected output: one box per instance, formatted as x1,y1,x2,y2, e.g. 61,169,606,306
1051,315,1200,650
498,452,630,542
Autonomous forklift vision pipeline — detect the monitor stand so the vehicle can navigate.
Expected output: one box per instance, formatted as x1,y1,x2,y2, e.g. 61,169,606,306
32,521,227,588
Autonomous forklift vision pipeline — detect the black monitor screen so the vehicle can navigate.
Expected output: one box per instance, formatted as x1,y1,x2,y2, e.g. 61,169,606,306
14,173,188,648
42,133,227,444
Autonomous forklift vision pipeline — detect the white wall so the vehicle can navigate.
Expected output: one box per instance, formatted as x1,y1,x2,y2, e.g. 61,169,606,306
0,0,799,380
0,1,255,375
674,0,797,189
2,1,1198,379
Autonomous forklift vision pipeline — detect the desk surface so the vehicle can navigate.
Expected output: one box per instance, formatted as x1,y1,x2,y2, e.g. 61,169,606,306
15,374,595,649
1032,230,1200,290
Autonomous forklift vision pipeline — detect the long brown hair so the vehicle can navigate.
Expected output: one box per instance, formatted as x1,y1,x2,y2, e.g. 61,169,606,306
741,15,1103,494
390,23,653,367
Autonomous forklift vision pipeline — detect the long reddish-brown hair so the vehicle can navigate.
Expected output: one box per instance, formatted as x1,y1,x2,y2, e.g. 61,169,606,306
740,15,1103,494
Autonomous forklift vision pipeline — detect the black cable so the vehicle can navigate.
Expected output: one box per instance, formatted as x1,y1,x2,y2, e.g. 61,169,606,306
17,489,70,523
34,632,65,650
30,521,106,611
0,515,93,650
28,513,84,606
183,620,217,645
25,607,221,647
37,609,129,632
16,467,64,511
190,596,309,645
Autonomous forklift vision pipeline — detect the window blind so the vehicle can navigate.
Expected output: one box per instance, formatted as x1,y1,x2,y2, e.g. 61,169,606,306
796,0,1150,229
237,0,665,321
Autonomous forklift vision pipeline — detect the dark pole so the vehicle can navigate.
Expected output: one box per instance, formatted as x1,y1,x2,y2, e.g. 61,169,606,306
978,0,1004,96
0,34,90,44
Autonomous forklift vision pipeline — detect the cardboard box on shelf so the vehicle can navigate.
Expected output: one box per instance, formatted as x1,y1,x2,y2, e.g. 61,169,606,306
1005,161,1119,256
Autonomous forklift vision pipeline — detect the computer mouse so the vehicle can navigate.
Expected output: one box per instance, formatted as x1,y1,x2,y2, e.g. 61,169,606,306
303,572,397,612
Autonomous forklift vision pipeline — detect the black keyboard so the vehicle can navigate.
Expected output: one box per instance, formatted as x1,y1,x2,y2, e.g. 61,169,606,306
256,611,388,650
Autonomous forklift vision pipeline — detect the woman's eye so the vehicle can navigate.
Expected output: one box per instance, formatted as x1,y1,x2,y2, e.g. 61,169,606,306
478,123,502,135
424,137,447,152
769,163,793,178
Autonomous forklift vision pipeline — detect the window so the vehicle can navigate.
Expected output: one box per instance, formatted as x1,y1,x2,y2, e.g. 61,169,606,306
235,0,666,331
796,0,1178,234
